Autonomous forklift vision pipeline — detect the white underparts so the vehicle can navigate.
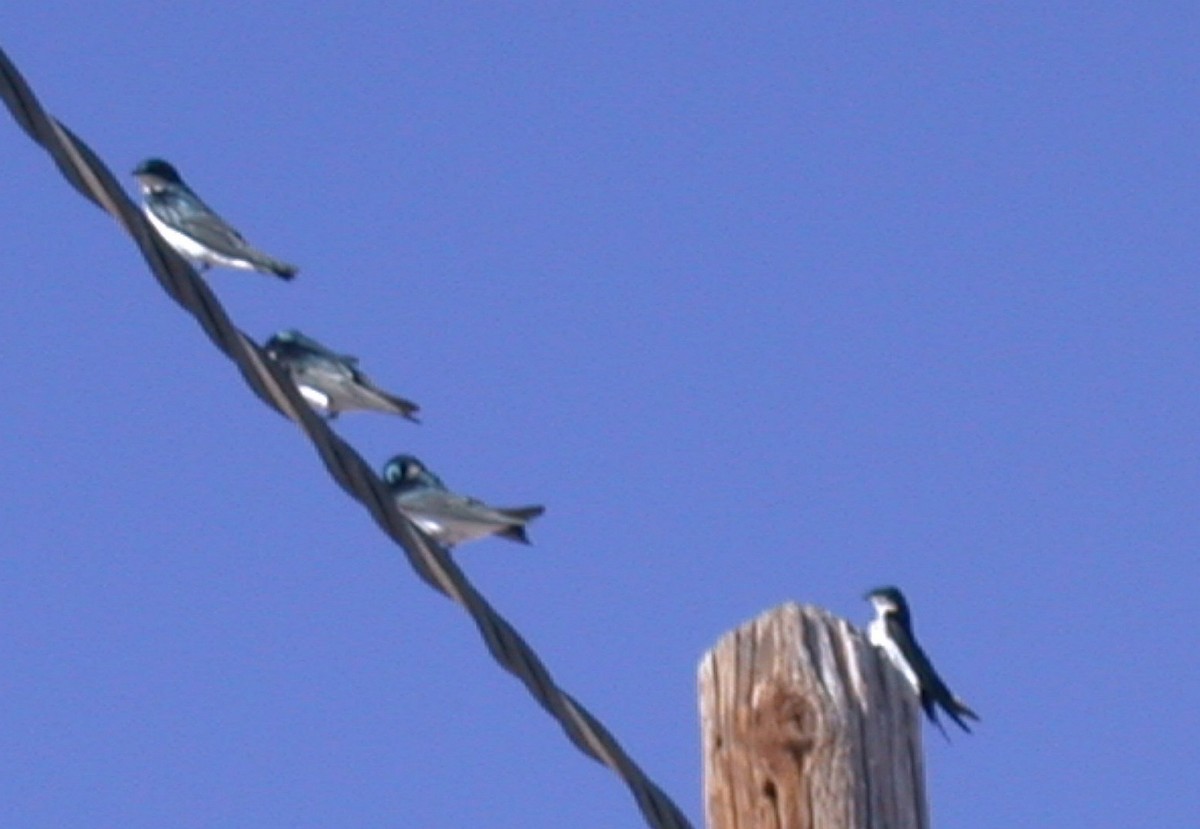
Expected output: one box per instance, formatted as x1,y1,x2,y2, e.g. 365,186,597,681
142,207,256,271
298,385,331,412
868,617,921,693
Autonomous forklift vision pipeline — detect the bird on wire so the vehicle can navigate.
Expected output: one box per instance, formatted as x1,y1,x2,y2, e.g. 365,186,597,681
264,329,420,422
382,454,544,548
132,158,298,279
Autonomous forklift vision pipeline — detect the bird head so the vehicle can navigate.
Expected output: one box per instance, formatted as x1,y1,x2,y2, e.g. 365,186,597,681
132,158,183,191
864,585,909,617
383,454,442,492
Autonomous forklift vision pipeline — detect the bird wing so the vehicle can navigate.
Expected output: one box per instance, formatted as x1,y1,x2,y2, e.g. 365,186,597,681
402,491,506,525
148,192,256,260
279,349,417,420
397,491,540,544
888,617,979,733
343,370,421,420
290,358,357,399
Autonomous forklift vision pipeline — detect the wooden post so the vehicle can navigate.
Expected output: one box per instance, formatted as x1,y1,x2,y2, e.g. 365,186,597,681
699,603,928,829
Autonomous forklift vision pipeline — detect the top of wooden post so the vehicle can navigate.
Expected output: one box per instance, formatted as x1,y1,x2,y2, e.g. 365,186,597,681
698,603,927,829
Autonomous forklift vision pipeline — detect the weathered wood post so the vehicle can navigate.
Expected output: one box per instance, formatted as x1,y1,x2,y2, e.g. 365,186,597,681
699,603,928,829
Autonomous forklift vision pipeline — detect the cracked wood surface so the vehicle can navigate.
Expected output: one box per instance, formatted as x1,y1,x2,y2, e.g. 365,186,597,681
699,603,927,829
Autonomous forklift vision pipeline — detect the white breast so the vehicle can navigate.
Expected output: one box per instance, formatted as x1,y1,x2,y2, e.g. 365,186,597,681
297,384,332,412
142,207,255,271
868,617,921,693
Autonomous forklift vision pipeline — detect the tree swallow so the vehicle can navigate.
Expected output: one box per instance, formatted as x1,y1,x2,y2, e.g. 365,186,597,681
381,454,544,548
132,158,298,280
264,329,420,421
865,586,980,735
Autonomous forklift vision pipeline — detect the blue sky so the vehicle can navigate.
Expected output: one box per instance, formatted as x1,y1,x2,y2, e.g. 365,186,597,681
2,4,1197,827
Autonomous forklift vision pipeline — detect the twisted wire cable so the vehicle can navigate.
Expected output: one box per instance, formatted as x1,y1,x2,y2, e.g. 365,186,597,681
0,46,694,829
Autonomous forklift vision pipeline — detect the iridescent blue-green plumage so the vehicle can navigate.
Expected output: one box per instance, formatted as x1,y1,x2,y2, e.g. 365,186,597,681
132,158,297,279
381,454,544,547
264,329,419,421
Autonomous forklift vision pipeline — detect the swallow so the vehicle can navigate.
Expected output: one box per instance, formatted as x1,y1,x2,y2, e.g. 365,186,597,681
865,586,980,735
381,454,544,548
132,158,297,279
264,329,419,421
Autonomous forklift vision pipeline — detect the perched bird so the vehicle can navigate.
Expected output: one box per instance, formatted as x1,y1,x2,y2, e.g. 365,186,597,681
382,454,544,548
264,329,419,421
132,158,297,279
865,586,980,735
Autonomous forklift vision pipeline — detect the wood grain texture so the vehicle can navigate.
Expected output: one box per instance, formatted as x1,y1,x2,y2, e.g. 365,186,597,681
699,603,927,829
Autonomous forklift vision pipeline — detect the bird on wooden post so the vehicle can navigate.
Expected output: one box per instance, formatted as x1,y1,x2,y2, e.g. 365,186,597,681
865,585,980,736
699,603,933,829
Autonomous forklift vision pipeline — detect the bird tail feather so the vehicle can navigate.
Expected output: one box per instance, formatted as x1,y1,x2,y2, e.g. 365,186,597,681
495,506,546,545
379,391,421,422
246,248,298,280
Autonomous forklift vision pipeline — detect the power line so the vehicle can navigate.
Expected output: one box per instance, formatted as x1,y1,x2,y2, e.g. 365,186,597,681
0,45,695,829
